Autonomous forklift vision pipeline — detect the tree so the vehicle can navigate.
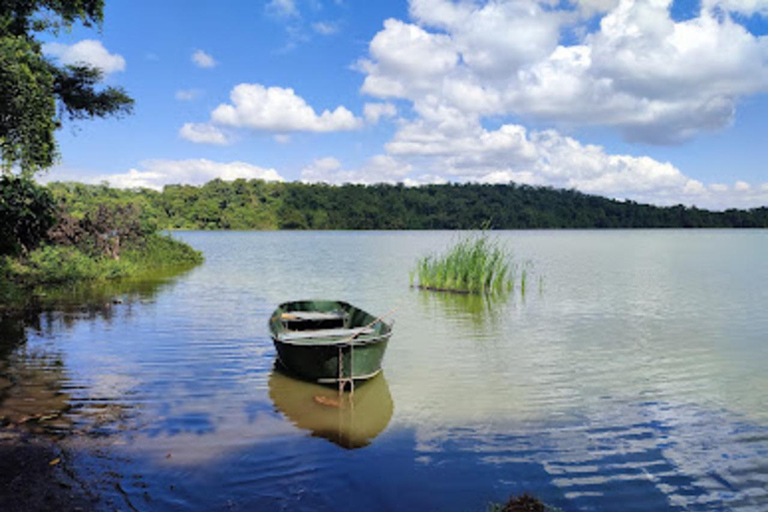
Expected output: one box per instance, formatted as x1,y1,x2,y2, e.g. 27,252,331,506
0,174,56,255
0,0,133,175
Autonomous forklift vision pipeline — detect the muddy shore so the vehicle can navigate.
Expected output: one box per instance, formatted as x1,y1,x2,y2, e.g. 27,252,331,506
0,432,98,512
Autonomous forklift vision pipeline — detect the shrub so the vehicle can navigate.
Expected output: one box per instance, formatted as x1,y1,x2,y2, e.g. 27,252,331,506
123,233,203,268
47,203,150,258
0,176,56,256
9,245,134,284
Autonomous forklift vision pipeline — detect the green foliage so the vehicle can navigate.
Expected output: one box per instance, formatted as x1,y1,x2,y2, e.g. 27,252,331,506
1,0,105,37
0,175,56,255
2,244,134,284
48,201,152,258
46,180,768,231
2,234,201,286
122,233,203,269
2,178,202,288
53,64,133,122
412,231,514,295
0,36,57,173
0,0,132,174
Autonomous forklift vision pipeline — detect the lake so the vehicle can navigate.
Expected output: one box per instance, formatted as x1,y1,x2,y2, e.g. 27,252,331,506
2,230,767,511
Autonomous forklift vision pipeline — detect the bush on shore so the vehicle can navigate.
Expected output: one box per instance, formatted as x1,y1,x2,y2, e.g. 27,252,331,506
1,176,202,289
1,234,202,287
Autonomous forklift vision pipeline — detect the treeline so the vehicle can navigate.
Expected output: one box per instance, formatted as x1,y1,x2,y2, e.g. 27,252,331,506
47,180,768,230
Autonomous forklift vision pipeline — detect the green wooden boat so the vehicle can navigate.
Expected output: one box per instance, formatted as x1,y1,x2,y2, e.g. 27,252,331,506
269,300,392,384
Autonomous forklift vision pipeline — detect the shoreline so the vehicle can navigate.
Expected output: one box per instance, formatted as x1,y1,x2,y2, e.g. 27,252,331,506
0,431,97,512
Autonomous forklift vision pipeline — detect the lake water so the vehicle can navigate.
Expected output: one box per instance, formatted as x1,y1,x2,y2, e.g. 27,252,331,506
1,230,767,511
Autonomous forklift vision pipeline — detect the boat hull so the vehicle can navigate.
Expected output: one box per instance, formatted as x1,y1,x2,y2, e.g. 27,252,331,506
269,300,392,384
273,337,389,383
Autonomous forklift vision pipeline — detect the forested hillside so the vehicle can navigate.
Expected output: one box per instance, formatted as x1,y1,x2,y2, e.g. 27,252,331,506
47,180,768,230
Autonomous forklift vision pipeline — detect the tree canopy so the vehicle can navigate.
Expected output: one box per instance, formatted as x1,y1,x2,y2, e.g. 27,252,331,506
0,0,132,175
46,179,768,231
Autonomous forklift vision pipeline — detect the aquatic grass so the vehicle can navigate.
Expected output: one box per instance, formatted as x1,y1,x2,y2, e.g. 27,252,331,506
411,231,515,295
519,260,533,297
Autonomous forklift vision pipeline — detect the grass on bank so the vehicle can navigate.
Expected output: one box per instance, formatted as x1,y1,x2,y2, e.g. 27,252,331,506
410,231,515,295
1,234,202,287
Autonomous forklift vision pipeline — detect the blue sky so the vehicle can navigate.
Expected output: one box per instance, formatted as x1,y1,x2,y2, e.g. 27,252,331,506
42,0,768,209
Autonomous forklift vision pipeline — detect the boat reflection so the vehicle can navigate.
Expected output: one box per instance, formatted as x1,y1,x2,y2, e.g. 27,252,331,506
268,364,393,449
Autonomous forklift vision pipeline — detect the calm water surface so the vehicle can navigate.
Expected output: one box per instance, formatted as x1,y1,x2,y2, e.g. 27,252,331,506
2,230,767,511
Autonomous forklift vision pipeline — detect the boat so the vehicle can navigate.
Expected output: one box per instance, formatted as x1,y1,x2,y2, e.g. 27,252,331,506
268,300,392,384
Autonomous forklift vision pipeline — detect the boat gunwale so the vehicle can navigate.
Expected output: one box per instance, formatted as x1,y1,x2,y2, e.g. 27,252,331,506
269,300,393,347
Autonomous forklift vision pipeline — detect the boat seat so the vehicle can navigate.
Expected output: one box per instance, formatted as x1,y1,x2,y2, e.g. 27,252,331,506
280,311,347,322
280,327,375,341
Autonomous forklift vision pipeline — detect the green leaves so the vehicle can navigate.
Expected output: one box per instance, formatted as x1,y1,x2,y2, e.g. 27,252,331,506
0,175,56,255
0,0,131,174
0,0,105,38
0,36,58,175
53,64,133,121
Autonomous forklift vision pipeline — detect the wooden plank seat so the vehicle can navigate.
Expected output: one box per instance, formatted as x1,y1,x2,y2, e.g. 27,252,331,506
280,311,347,322
279,327,375,342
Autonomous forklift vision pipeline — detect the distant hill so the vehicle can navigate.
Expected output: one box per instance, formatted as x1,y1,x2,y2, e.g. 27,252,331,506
47,180,768,230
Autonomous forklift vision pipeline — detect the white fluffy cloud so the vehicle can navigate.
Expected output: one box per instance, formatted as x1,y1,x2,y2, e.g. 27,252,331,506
192,49,216,68
359,0,768,144
377,104,767,208
179,123,230,145
359,19,459,98
91,159,283,190
43,40,125,75
210,83,363,132
301,155,413,184
364,102,398,124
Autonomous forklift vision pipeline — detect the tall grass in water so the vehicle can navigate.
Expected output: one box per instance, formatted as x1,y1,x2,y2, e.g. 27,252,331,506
410,232,513,295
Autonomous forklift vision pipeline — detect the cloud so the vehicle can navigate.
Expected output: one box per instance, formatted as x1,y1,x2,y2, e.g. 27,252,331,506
91,159,284,190
301,155,412,184
734,180,751,192
175,89,202,101
705,0,768,15
364,102,398,124
359,0,768,144
359,18,459,98
274,134,292,144
192,49,216,68
381,105,768,208
43,40,126,75
266,0,299,18
210,83,363,132
179,123,230,145
312,21,340,35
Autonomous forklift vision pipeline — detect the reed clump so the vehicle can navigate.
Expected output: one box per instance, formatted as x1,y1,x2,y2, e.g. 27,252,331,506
410,232,514,295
